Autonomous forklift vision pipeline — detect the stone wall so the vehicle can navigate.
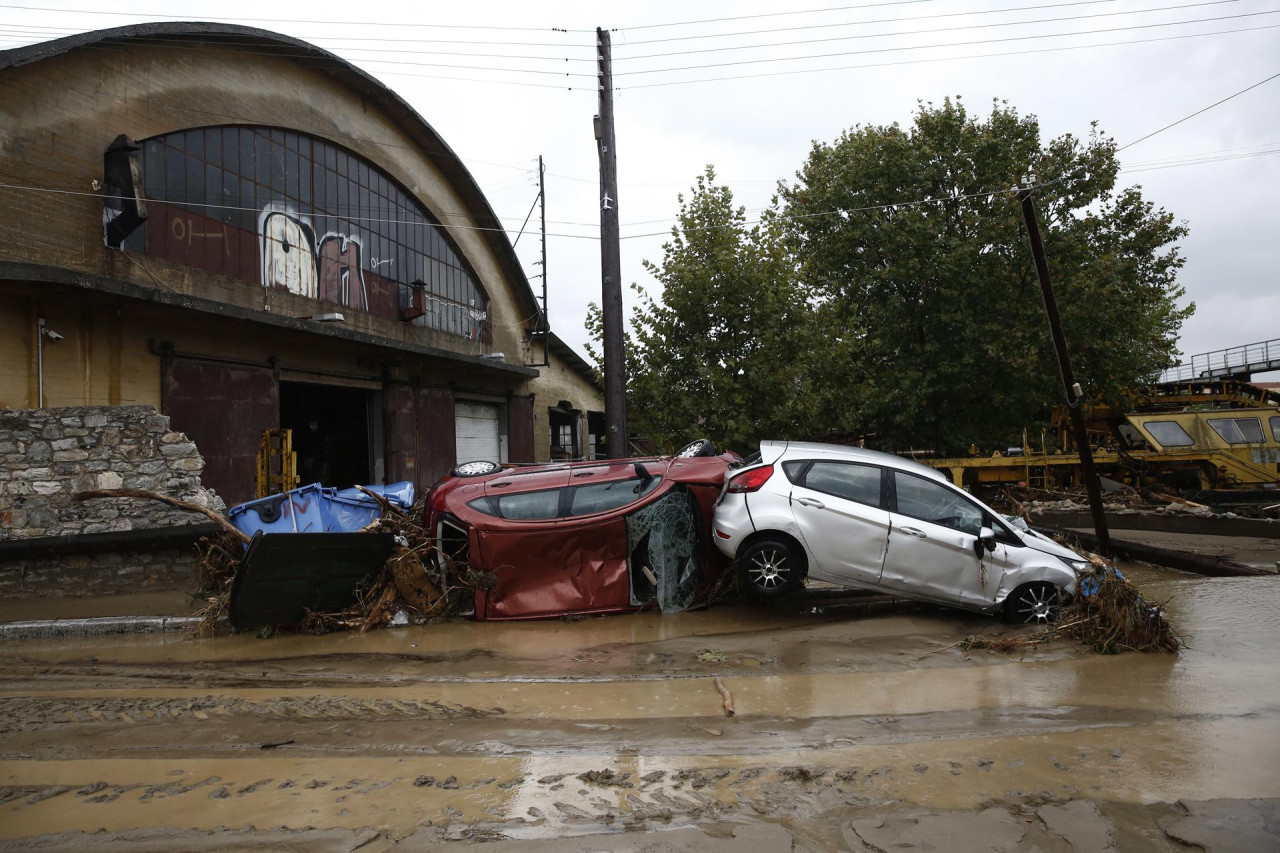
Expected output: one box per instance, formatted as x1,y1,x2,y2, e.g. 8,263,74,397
0,405,224,597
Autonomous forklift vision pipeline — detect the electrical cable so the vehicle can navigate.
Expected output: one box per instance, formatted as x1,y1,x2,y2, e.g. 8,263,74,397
0,69,561,177
3,141,1275,245
615,21,1279,89
1116,69,1280,151
0,2,1243,75
610,9,1280,77
609,0,932,32
616,0,1119,46
0,181,604,239
0,3,594,32
613,0,1242,61
0,20,593,48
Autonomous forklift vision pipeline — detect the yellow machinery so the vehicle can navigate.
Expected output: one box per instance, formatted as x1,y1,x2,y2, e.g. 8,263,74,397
927,380,1280,492
256,429,300,498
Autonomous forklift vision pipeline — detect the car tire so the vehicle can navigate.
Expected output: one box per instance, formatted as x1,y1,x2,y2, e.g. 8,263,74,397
451,460,502,477
1003,581,1062,624
674,438,717,459
738,538,804,599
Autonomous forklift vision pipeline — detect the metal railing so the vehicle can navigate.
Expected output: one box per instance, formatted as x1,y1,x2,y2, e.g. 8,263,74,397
1157,337,1280,384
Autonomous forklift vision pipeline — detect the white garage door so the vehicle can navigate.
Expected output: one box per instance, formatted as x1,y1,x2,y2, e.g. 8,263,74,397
455,402,502,464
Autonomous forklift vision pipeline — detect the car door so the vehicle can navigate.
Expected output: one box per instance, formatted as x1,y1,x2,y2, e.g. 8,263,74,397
882,471,990,606
787,459,891,585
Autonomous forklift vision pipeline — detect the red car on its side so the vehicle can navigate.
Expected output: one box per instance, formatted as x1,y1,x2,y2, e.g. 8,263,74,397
424,440,737,621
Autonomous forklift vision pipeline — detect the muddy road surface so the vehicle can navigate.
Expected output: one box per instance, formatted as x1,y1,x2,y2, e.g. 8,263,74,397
1,563,1278,851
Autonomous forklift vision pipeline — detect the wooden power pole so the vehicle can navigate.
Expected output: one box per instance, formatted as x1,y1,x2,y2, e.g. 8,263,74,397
1018,178,1111,557
596,27,627,458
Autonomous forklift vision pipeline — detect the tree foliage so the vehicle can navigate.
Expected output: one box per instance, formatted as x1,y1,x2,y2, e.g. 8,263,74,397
594,99,1192,455
586,168,811,454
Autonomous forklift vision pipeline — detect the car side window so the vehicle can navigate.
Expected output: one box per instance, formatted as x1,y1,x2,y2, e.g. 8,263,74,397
892,472,983,535
569,476,662,517
798,461,882,507
493,489,562,520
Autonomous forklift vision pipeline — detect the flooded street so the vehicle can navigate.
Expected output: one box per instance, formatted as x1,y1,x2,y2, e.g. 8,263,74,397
2,563,1279,851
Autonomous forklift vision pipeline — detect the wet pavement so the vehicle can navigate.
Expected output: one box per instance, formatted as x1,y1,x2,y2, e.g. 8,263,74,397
1,561,1279,850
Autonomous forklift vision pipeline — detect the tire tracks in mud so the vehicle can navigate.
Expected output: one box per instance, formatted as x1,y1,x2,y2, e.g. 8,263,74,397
0,695,504,733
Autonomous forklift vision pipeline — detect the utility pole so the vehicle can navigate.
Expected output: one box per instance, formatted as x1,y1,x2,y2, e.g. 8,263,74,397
536,155,549,366
1018,177,1111,557
596,26,627,458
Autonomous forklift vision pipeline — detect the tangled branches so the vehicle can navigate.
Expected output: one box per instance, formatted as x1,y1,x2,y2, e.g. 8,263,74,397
960,565,1182,656
1055,566,1182,654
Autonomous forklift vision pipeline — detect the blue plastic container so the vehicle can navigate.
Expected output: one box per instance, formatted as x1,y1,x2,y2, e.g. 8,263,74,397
228,484,326,536
332,481,415,510
228,481,416,536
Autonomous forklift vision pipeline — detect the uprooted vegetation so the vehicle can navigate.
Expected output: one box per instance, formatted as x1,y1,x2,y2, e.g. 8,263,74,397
961,563,1183,656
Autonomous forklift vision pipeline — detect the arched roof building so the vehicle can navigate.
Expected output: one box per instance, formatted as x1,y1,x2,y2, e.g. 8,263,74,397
0,23,603,503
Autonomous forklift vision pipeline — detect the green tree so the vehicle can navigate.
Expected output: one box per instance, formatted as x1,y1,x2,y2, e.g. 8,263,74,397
586,167,813,454
780,97,1191,453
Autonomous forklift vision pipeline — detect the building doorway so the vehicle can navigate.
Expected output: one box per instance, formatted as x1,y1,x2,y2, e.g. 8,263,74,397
455,400,504,465
549,402,579,460
279,381,375,488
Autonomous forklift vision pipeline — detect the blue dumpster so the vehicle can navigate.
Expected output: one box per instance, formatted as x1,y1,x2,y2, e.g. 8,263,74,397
227,482,415,537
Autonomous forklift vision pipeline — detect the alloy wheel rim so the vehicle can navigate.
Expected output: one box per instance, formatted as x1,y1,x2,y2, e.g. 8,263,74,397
1017,585,1056,623
748,549,790,590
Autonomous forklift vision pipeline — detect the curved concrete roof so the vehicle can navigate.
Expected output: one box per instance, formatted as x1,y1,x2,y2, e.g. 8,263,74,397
0,22,543,323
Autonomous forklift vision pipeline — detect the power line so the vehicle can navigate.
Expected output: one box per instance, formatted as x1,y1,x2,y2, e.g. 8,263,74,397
1117,69,1280,152
35,36,601,78
0,3,593,32
617,0,1117,46
611,8,1280,77
0,180,604,239
1,2,1239,75
613,0,1243,61
611,0,932,32
0,20,593,48
8,141,1271,247
616,21,1279,90
0,69,564,177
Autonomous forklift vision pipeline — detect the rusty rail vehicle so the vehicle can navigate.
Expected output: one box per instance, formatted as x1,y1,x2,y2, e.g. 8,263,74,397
926,379,1280,493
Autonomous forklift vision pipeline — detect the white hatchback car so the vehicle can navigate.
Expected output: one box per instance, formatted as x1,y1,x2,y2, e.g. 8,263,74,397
712,441,1087,623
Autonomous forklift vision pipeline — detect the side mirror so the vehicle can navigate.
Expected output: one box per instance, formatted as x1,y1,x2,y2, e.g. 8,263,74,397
974,527,997,558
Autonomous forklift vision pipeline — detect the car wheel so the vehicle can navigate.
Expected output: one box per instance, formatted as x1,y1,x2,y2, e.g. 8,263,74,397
675,438,717,459
452,460,501,477
1003,581,1061,624
738,538,804,599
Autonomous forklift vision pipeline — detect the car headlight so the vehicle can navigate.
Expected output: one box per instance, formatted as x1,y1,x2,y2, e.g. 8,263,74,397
1058,555,1090,573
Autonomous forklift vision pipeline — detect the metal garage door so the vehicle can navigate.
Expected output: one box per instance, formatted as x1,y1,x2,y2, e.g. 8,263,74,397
455,401,502,464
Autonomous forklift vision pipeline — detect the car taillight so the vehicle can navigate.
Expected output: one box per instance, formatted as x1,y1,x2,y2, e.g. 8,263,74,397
726,465,774,493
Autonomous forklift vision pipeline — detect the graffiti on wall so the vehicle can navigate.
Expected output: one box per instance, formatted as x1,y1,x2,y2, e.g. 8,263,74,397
259,204,368,311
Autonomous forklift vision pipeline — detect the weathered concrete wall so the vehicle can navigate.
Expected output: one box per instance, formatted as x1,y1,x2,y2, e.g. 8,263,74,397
0,405,223,597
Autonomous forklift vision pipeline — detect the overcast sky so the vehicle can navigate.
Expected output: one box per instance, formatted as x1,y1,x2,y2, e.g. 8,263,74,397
4,0,1277,377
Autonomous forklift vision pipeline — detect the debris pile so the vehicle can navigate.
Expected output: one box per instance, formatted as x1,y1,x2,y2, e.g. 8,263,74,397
961,562,1182,656
75,486,489,636
995,484,1224,519
293,496,487,634
1055,565,1183,654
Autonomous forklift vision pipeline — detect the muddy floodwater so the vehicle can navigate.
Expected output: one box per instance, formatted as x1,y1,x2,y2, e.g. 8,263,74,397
1,562,1278,851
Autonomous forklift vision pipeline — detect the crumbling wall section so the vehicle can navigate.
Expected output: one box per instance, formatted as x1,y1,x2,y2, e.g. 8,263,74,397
0,405,225,597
